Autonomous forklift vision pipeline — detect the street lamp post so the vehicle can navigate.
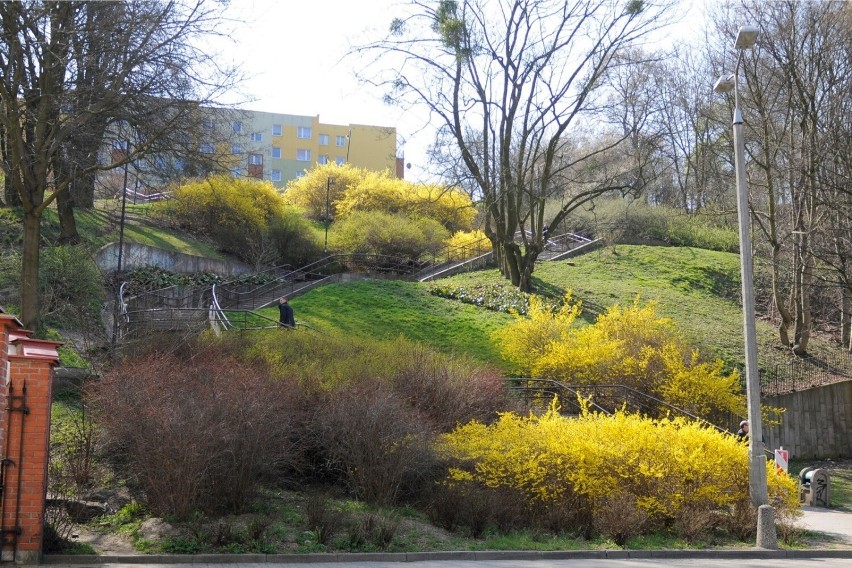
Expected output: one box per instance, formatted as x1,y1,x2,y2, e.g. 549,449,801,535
714,25,777,549
112,138,131,355
116,139,131,273
325,176,334,253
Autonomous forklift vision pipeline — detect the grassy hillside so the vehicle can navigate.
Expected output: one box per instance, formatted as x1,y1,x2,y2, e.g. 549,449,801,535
40,201,225,259
253,245,847,378
9,195,846,379
257,279,514,367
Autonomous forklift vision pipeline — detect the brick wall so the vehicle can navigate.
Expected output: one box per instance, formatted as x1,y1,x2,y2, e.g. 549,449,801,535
0,312,61,564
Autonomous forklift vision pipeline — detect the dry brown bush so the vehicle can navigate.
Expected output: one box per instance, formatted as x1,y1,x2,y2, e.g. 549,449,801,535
309,381,437,506
90,344,305,519
593,491,649,546
390,344,516,431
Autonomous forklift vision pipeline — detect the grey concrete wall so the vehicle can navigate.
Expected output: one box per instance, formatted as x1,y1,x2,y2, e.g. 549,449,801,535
96,242,250,276
764,380,852,459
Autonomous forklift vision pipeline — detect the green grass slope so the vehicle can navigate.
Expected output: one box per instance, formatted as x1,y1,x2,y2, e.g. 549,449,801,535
257,245,847,378
257,279,514,367
39,201,225,259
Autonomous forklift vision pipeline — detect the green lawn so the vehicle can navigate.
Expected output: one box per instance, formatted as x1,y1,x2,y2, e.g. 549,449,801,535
256,279,514,367
243,245,849,380
40,201,225,259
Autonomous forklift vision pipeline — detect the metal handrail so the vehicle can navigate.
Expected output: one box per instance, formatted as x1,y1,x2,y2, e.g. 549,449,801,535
209,284,231,331
116,281,131,338
506,379,732,435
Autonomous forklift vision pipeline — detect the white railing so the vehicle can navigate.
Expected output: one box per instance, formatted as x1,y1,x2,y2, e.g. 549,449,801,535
209,284,231,334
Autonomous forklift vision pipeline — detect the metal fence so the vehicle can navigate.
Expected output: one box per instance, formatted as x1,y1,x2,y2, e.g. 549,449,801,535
760,350,852,395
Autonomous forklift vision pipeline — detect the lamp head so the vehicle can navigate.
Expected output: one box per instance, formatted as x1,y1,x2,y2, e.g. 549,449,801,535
735,25,758,49
714,74,735,94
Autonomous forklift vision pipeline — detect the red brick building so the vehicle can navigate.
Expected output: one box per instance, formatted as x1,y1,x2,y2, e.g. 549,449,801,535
0,309,61,564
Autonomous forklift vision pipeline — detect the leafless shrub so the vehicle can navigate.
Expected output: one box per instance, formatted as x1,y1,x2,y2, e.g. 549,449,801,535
90,343,305,519
593,491,649,546
346,513,400,550
672,503,716,542
426,480,529,538
310,381,437,506
720,497,757,541
303,494,346,545
391,344,514,430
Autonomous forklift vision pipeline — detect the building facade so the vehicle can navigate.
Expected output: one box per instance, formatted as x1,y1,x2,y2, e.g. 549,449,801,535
214,109,398,187
101,108,399,198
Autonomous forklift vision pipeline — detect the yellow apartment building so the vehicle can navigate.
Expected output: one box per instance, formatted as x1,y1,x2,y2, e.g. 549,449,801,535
215,109,398,187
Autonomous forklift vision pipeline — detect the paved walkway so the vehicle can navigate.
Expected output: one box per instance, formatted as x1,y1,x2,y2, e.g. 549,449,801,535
800,505,852,543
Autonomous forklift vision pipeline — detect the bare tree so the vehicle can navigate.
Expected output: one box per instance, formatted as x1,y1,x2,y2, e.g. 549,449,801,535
357,0,674,291
723,0,851,355
0,0,237,330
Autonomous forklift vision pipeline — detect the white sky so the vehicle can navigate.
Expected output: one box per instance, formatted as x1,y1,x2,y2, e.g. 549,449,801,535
215,0,712,182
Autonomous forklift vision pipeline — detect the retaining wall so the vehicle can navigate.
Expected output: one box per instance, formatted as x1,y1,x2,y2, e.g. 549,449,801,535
96,242,250,276
764,380,852,459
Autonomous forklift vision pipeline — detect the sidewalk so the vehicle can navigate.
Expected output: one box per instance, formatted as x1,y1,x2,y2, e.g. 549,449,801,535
799,505,852,544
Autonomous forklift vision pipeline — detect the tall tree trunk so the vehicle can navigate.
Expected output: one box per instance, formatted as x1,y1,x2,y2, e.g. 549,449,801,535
56,187,80,244
792,252,813,355
841,285,851,351
21,210,42,331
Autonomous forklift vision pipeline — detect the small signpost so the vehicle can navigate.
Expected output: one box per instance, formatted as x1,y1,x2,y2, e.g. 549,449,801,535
774,446,789,474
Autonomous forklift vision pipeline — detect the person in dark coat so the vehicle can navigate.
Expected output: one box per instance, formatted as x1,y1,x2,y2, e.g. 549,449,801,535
737,420,749,440
278,296,295,329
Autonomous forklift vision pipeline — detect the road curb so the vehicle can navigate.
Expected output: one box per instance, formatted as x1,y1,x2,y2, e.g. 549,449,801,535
41,547,852,564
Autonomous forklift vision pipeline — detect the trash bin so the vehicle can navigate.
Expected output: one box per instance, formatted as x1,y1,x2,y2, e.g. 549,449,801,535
799,467,830,507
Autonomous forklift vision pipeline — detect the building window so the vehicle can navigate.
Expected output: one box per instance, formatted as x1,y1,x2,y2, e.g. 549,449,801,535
232,144,242,154
231,166,241,177
271,146,281,159
249,153,263,165
296,171,306,179
297,126,312,139
318,154,329,165
336,135,347,147
319,134,329,146
335,157,345,165
297,149,311,161
200,143,214,154
232,121,242,133
113,140,129,151
202,118,214,130
272,124,282,136
271,169,282,182
250,132,263,142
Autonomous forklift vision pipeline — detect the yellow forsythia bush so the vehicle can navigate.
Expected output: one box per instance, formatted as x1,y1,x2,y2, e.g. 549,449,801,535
495,297,745,419
497,294,581,373
445,230,490,260
437,404,800,534
286,164,476,232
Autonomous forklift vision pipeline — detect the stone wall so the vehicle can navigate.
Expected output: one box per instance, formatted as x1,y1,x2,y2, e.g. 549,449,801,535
764,380,852,459
96,242,250,276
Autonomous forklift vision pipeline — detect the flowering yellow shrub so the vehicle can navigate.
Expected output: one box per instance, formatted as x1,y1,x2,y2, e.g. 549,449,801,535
330,170,475,232
495,297,745,418
496,294,581,373
445,230,489,259
283,163,362,220
437,405,800,530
